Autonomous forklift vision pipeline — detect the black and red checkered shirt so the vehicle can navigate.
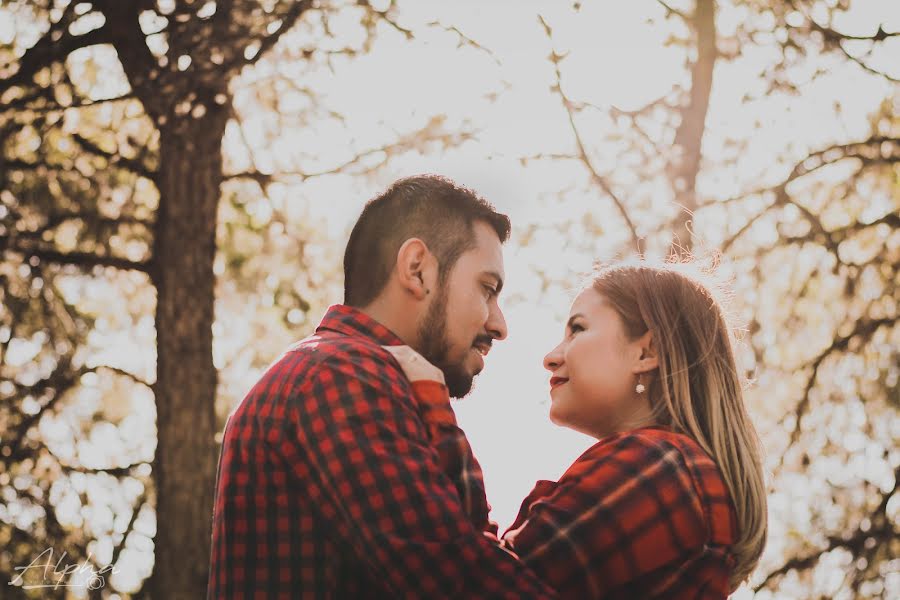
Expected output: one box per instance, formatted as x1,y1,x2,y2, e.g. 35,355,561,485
207,305,556,598
413,381,739,599
502,427,739,599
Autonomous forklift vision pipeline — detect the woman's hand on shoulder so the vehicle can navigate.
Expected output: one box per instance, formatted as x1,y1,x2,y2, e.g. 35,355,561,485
381,345,445,385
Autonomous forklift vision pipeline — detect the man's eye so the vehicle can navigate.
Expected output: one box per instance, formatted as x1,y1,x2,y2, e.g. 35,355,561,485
483,285,497,298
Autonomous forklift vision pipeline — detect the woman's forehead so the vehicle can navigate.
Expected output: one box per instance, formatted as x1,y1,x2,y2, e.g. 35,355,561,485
571,288,603,311
571,289,621,319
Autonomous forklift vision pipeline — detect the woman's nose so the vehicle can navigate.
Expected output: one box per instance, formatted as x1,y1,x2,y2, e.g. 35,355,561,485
543,343,563,371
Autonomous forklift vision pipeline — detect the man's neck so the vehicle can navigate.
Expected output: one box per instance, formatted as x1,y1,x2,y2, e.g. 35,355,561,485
357,296,419,348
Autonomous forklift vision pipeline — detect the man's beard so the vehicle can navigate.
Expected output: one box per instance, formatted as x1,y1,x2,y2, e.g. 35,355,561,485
417,284,475,398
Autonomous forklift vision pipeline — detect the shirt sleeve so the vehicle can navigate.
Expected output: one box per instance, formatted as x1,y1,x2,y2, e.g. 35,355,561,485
501,433,708,598
409,380,497,535
273,346,556,599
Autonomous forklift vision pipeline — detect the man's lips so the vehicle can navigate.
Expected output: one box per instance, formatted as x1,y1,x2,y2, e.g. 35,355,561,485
550,377,569,389
472,342,491,357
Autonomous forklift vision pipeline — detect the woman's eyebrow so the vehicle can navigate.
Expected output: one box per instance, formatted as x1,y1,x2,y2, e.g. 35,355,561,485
566,313,585,328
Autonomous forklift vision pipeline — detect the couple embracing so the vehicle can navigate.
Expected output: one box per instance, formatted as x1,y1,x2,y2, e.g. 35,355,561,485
207,175,767,599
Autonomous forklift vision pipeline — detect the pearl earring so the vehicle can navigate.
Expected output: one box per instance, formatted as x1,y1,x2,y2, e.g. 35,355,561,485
635,380,646,394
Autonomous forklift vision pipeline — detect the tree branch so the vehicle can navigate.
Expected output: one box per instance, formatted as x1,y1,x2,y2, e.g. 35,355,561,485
834,43,899,83
2,241,153,274
656,0,691,24
716,135,899,252
809,20,899,44
4,92,137,116
71,133,156,181
110,490,149,570
232,0,315,71
776,316,897,468
0,10,112,95
755,464,898,591
226,123,473,185
539,14,643,255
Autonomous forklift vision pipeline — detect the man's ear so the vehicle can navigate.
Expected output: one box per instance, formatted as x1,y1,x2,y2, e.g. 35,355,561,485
632,330,659,373
395,238,436,300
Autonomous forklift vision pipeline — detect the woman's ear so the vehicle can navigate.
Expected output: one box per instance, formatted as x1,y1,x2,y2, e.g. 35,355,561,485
395,238,435,300
633,330,659,373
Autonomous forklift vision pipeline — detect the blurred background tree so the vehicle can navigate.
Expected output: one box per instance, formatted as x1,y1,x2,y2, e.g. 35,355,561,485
1,0,897,598
0,0,474,597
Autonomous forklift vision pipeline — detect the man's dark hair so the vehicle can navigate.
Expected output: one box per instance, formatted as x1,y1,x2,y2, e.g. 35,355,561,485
343,174,511,307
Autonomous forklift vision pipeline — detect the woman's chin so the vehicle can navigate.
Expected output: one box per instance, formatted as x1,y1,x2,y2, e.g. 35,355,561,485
548,404,568,427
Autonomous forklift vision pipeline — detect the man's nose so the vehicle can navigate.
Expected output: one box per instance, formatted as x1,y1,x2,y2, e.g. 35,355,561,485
486,303,508,341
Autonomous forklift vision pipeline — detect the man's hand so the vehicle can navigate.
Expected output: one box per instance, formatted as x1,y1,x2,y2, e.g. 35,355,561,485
382,345,446,385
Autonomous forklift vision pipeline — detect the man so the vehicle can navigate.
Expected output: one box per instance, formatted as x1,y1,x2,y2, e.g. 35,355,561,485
208,175,556,598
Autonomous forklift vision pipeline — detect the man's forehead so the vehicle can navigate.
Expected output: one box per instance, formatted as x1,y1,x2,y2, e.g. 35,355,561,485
468,222,505,275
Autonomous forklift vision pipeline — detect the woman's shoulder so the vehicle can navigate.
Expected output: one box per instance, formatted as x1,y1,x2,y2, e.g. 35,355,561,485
573,425,717,469
568,427,733,506
570,425,738,546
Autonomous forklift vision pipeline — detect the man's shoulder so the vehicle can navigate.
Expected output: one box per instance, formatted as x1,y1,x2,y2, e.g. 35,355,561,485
269,328,375,361
291,329,396,368
269,329,405,393
231,330,406,419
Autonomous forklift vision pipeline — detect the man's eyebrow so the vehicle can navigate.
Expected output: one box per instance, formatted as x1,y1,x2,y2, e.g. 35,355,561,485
566,313,584,328
483,271,504,293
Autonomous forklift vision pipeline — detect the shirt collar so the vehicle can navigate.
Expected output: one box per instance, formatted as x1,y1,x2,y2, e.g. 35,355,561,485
315,304,406,346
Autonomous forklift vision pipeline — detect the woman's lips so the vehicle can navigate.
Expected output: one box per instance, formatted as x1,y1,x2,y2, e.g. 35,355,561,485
550,377,569,389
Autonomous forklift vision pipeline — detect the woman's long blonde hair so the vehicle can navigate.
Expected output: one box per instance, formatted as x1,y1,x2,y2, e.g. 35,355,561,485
591,260,767,591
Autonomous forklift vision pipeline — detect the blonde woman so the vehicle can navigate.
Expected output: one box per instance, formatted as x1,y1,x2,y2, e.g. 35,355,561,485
387,261,767,599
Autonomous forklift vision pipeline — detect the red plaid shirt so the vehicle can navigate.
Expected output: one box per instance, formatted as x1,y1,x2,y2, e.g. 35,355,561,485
414,384,738,599
207,305,556,599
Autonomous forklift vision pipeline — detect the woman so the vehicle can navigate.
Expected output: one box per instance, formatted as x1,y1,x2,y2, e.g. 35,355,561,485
388,261,767,599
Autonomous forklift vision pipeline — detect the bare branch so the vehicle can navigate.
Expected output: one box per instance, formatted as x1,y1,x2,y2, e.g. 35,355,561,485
715,135,899,252
755,464,899,590
93,364,153,388
776,317,897,468
110,490,149,570
70,133,156,181
11,211,154,246
518,152,580,164
656,0,691,24
226,125,473,185
3,92,137,116
809,20,900,44
55,451,151,477
234,1,315,71
835,43,899,82
789,6,900,83
719,205,771,254
539,14,643,254
377,11,415,40
2,241,153,274
0,7,112,95
426,21,502,66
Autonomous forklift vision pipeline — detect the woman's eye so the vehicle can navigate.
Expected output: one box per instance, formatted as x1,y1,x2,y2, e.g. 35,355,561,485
569,323,584,334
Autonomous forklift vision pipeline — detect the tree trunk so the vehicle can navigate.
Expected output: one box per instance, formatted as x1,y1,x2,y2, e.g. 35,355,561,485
149,106,228,598
669,0,717,256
